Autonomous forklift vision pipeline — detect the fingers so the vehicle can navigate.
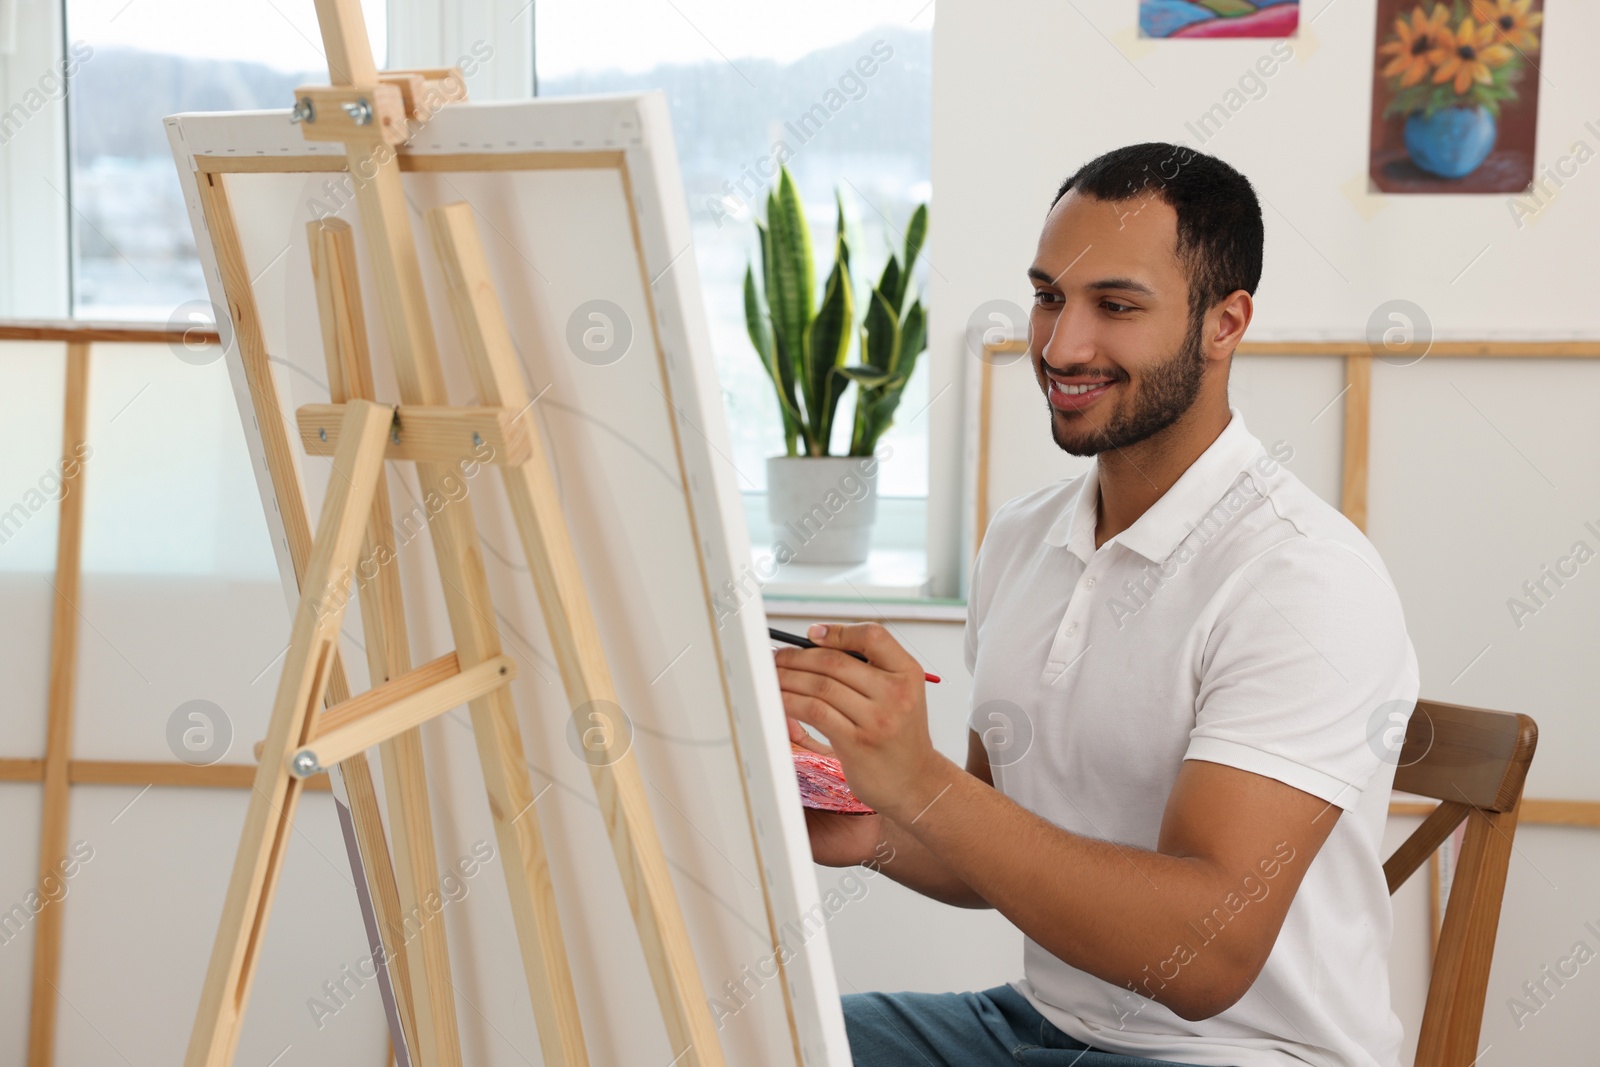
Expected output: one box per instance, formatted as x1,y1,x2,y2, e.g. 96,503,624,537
773,644,881,699
782,688,856,746
807,621,919,676
788,714,834,754
776,664,874,723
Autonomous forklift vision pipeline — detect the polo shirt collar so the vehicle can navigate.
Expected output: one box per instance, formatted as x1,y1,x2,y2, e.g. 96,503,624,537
1043,406,1263,565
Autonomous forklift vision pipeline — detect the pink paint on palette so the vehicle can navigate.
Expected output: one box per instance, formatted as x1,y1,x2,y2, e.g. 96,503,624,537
791,744,875,815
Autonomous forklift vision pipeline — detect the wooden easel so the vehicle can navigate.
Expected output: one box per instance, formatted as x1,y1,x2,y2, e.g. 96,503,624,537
184,2,727,1064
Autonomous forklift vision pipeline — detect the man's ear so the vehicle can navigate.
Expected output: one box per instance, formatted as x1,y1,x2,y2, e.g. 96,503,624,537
1209,289,1254,356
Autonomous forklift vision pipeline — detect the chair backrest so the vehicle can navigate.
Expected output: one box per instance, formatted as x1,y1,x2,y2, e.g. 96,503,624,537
1383,699,1538,1066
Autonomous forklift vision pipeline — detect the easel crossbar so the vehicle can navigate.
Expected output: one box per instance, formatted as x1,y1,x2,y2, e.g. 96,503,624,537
289,655,516,777
297,402,532,466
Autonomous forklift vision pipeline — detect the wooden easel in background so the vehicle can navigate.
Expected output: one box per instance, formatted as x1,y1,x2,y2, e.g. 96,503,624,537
184,2,727,1064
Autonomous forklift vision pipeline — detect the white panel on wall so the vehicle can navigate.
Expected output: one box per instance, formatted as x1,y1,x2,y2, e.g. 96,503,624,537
73,345,290,766
1228,353,1346,510
52,787,383,1064
0,343,65,760
0,782,44,1065
1368,355,1600,800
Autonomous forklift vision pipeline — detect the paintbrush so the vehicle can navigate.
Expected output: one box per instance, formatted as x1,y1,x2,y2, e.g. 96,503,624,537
767,626,941,684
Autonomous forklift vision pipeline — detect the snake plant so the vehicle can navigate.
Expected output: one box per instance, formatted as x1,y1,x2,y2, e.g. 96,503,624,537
743,165,928,458
743,167,853,457
840,202,927,456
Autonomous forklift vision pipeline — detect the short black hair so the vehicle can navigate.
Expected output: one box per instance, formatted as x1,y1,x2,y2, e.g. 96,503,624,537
1052,143,1263,326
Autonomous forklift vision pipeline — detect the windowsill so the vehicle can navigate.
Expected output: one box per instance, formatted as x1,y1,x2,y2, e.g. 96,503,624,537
758,548,967,622
743,492,964,619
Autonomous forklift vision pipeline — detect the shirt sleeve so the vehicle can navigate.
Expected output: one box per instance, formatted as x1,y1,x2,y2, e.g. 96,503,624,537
964,495,1008,680
963,498,1008,732
1185,536,1420,811
964,543,984,679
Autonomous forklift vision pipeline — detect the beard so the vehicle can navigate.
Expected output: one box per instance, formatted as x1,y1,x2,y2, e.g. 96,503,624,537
1045,314,1206,458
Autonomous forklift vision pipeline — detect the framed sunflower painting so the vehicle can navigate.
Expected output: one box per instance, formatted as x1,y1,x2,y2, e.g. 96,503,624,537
1368,0,1547,193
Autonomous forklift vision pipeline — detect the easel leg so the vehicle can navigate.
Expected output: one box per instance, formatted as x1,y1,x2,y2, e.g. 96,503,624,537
185,400,392,1067
311,217,463,1067
428,202,727,1067
195,168,424,1065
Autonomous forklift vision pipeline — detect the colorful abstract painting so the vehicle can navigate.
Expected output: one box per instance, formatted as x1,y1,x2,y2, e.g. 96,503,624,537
1140,0,1300,38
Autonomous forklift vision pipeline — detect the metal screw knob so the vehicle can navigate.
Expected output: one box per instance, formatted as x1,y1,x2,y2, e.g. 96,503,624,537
290,97,315,124
342,99,374,126
291,751,321,777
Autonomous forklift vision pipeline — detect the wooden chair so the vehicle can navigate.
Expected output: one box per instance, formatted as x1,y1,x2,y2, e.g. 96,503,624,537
1383,698,1539,1066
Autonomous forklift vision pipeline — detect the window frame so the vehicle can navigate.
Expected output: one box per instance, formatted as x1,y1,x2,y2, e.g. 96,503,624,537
13,0,961,599
0,0,71,318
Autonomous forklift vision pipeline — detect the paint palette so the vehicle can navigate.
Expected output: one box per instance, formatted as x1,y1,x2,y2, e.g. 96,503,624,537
792,744,876,815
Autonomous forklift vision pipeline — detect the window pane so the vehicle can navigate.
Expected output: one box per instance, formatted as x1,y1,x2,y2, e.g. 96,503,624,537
65,0,387,320
536,2,932,497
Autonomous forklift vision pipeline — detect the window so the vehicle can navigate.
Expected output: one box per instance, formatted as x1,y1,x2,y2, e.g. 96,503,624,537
64,0,388,319
535,1,933,515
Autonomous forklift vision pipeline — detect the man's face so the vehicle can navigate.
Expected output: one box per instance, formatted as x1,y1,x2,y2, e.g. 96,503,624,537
1027,188,1208,458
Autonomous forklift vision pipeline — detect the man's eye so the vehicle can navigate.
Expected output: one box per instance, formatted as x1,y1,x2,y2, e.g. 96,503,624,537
1101,300,1135,313
1032,290,1060,305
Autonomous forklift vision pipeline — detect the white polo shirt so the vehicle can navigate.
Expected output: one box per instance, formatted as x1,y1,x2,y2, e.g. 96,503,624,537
965,406,1417,1067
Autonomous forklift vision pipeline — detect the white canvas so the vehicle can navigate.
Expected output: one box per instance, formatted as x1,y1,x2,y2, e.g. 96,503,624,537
167,91,851,1066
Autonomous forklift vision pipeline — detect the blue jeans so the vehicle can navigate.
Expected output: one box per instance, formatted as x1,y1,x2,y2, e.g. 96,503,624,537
843,984,1215,1066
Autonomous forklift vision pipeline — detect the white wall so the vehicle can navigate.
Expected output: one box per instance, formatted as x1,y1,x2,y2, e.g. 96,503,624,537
925,1,1600,1061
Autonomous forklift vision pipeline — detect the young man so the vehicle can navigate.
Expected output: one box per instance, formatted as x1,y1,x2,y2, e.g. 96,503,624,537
776,143,1418,1067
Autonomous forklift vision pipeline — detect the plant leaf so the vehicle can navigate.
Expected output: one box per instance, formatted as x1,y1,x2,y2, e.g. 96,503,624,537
900,203,928,299
835,189,850,279
877,255,903,319
768,169,816,437
861,288,900,374
834,364,895,389
745,261,802,452
758,219,805,442
894,298,926,380
804,251,854,452
863,379,910,450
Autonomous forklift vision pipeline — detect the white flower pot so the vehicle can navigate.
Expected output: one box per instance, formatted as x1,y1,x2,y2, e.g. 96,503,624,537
765,455,880,566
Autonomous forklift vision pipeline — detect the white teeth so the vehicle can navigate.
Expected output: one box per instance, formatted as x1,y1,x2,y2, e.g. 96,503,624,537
1054,380,1112,396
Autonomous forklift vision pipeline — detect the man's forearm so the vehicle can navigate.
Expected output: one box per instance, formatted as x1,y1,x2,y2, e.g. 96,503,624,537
867,813,991,908
886,753,1297,1020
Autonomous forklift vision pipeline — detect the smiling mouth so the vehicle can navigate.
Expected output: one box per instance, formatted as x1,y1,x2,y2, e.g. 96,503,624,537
1046,376,1118,412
